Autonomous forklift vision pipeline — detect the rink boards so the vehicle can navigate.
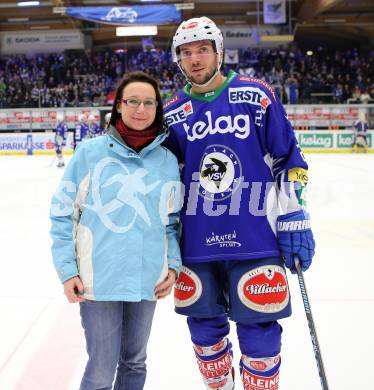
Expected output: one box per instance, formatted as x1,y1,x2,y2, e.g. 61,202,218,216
0,132,75,156
0,130,373,155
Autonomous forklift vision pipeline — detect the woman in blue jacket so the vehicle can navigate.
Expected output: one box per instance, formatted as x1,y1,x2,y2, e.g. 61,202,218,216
50,71,182,390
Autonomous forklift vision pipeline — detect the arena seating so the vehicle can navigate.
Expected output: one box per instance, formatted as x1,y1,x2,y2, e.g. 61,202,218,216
0,46,373,108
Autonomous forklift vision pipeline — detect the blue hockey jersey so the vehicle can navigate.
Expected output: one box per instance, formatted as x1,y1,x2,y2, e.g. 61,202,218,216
74,122,89,144
354,120,368,136
88,122,102,138
54,122,68,149
164,70,308,263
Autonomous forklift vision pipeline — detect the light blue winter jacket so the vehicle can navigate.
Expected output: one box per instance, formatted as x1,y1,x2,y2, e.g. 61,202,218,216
50,126,182,301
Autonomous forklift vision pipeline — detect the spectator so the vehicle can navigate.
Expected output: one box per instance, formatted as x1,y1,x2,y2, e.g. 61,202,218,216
0,46,373,107
285,73,299,104
360,88,371,104
351,86,362,103
50,71,181,390
333,82,345,104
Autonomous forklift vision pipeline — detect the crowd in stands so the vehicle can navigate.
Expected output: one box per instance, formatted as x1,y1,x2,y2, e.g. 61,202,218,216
0,45,373,109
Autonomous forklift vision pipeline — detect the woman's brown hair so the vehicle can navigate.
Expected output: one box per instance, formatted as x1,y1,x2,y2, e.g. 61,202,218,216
109,71,164,132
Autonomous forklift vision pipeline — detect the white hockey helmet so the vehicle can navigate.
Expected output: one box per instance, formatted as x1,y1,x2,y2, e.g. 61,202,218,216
172,16,224,87
358,110,367,122
56,112,64,122
104,112,111,124
78,114,85,122
88,114,95,121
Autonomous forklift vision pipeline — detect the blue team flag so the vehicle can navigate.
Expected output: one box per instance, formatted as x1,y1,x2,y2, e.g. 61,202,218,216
65,5,181,25
142,36,155,51
263,0,286,24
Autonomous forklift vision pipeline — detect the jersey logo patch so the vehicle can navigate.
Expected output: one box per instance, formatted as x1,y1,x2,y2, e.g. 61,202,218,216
205,230,241,248
237,265,289,313
201,156,228,189
163,95,179,110
198,144,242,200
229,87,272,110
183,111,250,141
164,101,193,126
174,266,202,307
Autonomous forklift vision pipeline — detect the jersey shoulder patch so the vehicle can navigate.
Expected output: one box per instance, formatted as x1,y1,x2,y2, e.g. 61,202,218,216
164,91,187,111
228,75,275,110
234,75,277,101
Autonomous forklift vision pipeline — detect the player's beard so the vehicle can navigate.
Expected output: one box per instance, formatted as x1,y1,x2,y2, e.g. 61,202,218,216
188,64,217,86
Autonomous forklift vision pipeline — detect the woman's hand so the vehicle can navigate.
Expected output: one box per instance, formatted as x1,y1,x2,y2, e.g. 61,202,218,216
63,276,85,303
154,269,177,299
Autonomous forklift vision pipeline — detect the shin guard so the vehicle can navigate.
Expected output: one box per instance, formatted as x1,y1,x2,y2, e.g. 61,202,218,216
240,354,280,390
193,338,234,390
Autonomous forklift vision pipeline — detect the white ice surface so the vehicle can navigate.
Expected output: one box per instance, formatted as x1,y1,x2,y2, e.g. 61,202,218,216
0,154,373,389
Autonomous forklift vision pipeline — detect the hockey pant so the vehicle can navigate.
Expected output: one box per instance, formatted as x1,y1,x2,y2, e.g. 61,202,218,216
188,316,282,390
353,135,368,153
355,135,367,146
55,135,65,165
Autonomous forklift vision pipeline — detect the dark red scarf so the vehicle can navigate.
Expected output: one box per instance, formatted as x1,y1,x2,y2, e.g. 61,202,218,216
115,118,157,152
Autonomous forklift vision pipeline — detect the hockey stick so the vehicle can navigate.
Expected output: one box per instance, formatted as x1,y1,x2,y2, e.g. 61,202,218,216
295,256,329,390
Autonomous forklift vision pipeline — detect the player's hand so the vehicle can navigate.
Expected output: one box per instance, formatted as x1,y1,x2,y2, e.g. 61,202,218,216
154,269,177,299
277,210,315,273
63,276,85,303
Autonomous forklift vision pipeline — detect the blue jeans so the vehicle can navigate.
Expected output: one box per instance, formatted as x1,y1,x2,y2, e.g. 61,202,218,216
79,300,156,390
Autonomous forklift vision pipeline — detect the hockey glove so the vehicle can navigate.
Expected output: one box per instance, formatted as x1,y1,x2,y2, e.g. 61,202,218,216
276,210,315,273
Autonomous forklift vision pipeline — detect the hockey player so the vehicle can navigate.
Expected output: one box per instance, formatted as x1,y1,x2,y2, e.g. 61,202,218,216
74,114,89,149
353,111,369,153
164,17,315,390
87,114,102,138
54,112,68,168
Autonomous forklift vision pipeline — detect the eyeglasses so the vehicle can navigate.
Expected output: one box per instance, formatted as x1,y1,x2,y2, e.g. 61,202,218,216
121,98,158,109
